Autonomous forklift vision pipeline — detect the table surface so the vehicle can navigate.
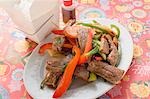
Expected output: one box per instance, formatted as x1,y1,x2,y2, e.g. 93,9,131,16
0,0,150,99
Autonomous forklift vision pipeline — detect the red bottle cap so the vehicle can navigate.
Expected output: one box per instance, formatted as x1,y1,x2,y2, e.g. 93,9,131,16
63,0,72,6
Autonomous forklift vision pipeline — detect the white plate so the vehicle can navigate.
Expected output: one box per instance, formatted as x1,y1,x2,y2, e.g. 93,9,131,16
23,18,133,99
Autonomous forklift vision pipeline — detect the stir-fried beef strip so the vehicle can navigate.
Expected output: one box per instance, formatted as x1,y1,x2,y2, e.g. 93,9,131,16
74,64,89,81
46,54,73,69
46,58,63,68
42,59,64,88
100,36,109,54
105,34,117,50
87,60,124,84
105,34,113,44
104,34,119,66
113,36,118,47
77,26,89,53
45,66,64,88
107,46,119,66
42,54,73,88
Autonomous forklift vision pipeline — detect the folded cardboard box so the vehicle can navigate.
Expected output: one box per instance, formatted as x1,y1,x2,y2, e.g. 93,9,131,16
1,0,59,43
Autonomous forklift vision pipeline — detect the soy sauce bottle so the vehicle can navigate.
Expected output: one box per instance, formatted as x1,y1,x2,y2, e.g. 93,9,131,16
62,0,76,23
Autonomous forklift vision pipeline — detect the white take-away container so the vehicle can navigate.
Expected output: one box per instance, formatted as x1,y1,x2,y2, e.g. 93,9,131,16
0,0,59,43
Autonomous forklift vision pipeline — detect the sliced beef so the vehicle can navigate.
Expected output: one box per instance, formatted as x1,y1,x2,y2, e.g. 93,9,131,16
105,34,113,44
42,54,72,88
46,54,72,70
46,58,62,68
87,60,124,84
45,66,63,88
105,34,119,66
105,34,118,50
107,46,119,66
52,36,65,52
74,64,89,81
100,37,109,54
77,26,89,53
113,36,118,47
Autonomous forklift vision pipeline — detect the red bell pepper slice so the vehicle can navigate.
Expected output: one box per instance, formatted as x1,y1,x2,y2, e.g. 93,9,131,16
78,29,93,64
52,30,64,35
39,43,52,55
39,43,73,55
52,46,81,98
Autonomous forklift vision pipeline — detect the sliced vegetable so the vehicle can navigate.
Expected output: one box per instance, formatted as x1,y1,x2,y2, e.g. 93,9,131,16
95,29,103,34
92,20,98,24
55,36,64,45
85,47,99,56
39,43,52,55
85,37,101,57
111,24,120,38
92,20,104,33
52,30,64,35
93,40,101,46
53,46,81,98
99,52,107,60
93,34,101,40
88,72,97,82
92,39,101,48
78,23,108,34
39,43,73,55
78,29,93,64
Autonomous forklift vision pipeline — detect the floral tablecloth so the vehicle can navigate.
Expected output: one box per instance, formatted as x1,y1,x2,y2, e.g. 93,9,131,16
0,0,150,99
